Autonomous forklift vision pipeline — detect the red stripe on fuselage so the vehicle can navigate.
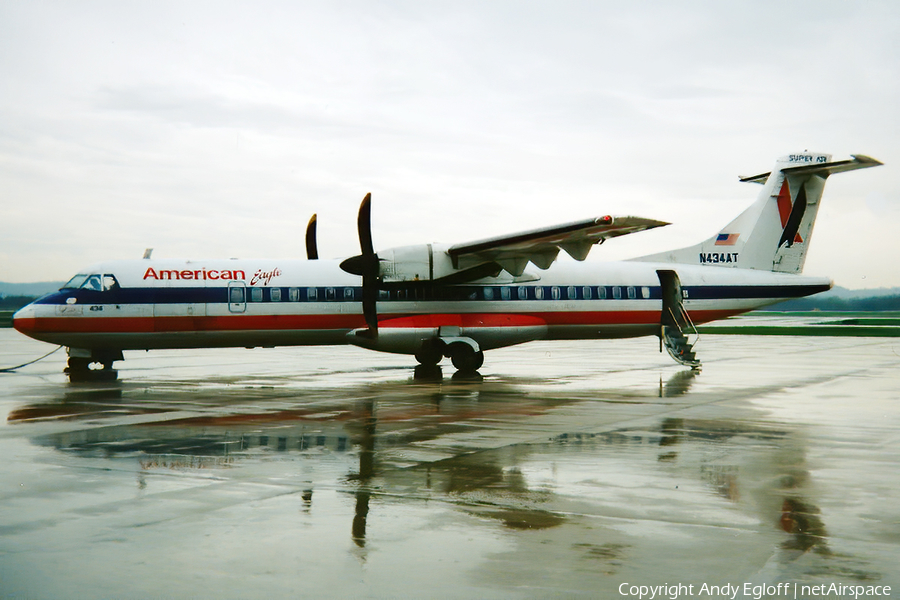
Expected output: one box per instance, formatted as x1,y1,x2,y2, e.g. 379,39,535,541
15,307,745,339
18,311,658,334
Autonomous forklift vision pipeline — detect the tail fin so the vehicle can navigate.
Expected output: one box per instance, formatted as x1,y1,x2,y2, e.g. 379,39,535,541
634,152,882,273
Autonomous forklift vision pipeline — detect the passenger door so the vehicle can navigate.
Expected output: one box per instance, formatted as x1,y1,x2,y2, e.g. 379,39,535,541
228,281,247,313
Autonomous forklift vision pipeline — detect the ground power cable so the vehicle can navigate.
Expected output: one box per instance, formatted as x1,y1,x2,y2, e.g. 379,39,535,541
0,346,64,373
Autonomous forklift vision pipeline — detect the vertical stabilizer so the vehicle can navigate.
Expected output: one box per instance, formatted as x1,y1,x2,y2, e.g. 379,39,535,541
633,153,882,273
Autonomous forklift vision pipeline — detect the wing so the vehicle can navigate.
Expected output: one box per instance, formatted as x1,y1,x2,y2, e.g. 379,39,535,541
446,215,669,276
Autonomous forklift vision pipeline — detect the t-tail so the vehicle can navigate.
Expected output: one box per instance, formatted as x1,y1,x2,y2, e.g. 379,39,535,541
634,152,882,273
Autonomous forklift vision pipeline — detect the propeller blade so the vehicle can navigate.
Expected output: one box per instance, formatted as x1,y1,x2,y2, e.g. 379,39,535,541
361,276,379,334
358,193,374,256
306,214,318,260
338,193,380,335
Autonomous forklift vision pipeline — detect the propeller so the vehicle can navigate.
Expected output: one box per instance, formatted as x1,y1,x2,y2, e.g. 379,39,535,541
306,214,318,260
339,193,380,335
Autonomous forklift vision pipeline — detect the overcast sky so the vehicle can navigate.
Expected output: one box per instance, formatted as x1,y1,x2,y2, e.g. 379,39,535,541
2,1,897,287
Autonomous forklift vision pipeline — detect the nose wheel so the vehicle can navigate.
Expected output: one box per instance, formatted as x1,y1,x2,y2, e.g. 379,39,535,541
64,349,122,382
65,357,118,382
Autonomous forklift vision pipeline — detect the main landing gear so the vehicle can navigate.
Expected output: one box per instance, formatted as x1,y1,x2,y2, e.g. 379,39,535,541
414,339,485,374
65,349,122,382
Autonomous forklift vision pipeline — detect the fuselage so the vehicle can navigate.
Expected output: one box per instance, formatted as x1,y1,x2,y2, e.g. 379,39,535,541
13,257,831,355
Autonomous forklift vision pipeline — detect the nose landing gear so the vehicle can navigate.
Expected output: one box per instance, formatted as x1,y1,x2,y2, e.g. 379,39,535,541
65,349,122,382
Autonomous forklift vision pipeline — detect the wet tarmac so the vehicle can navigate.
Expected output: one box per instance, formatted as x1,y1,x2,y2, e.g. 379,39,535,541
1,329,899,599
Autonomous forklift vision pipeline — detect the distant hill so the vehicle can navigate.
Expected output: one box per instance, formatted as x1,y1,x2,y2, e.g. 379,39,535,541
0,281,66,298
767,286,900,311
821,286,900,299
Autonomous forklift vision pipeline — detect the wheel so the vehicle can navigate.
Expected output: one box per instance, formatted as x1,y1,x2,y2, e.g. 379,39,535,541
65,357,90,373
414,340,443,366
449,344,484,372
65,357,118,382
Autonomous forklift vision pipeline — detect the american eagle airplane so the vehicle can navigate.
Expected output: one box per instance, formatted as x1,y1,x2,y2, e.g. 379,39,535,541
13,152,881,381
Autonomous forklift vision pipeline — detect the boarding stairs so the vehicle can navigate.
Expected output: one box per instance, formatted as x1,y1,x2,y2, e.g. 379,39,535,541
657,269,701,369
661,305,701,369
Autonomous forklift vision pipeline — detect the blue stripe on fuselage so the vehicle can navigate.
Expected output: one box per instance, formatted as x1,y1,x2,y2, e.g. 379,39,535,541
31,282,829,306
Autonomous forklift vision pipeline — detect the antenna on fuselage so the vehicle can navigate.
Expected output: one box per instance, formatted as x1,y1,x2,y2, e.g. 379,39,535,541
143,248,153,259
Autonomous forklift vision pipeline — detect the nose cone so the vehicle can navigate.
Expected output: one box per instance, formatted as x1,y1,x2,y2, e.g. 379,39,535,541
12,304,37,336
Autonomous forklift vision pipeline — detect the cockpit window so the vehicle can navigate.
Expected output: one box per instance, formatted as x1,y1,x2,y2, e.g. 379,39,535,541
102,274,120,291
62,274,89,289
64,274,119,292
82,274,103,291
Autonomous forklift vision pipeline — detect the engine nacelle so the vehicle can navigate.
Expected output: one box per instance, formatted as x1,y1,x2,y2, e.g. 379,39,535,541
378,244,457,283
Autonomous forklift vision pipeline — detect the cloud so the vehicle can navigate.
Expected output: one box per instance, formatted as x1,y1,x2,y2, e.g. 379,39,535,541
0,1,897,287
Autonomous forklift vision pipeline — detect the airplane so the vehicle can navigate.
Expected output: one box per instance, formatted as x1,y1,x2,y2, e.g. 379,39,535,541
12,151,882,381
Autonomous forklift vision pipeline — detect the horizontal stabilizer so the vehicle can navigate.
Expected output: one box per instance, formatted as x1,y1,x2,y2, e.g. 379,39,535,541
739,154,883,184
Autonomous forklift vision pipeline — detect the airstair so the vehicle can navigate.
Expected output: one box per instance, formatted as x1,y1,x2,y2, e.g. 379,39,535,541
657,270,701,369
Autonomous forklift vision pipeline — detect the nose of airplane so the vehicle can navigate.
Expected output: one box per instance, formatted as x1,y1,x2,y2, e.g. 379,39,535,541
12,304,37,335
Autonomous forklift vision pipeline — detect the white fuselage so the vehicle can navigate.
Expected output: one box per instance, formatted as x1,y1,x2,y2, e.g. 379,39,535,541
13,257,831,356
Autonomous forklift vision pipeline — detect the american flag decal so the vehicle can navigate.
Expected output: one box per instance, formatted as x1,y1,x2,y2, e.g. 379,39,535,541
715,233,739,246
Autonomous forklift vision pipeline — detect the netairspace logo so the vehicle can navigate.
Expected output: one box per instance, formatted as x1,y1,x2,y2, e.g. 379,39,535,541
617,582,892,600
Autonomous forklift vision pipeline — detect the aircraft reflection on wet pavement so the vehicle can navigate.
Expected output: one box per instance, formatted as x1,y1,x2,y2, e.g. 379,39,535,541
6,370,846,564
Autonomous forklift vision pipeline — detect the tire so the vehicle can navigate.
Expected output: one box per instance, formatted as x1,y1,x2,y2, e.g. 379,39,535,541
415,340,443,366
449,345,484,372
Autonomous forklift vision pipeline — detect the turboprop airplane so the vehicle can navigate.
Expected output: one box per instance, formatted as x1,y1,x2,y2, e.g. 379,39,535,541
12,152,881,381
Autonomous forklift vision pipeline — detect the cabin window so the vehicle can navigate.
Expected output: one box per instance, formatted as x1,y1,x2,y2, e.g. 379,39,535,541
567,286,577,300
517,286,528,300
551,286,561,300
289,288,300,302
642,286,651,299
251,287,264,302
612,286,622,300
344,287,355,301
230,287,245,303
270,288,282,302
325,287,336,301
598,286,607,299
307,287,318,301
483,287,495,300
583,286,592,300
379,289,390,300
535,287,545,300
627,286,636,299
501,287,511,301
